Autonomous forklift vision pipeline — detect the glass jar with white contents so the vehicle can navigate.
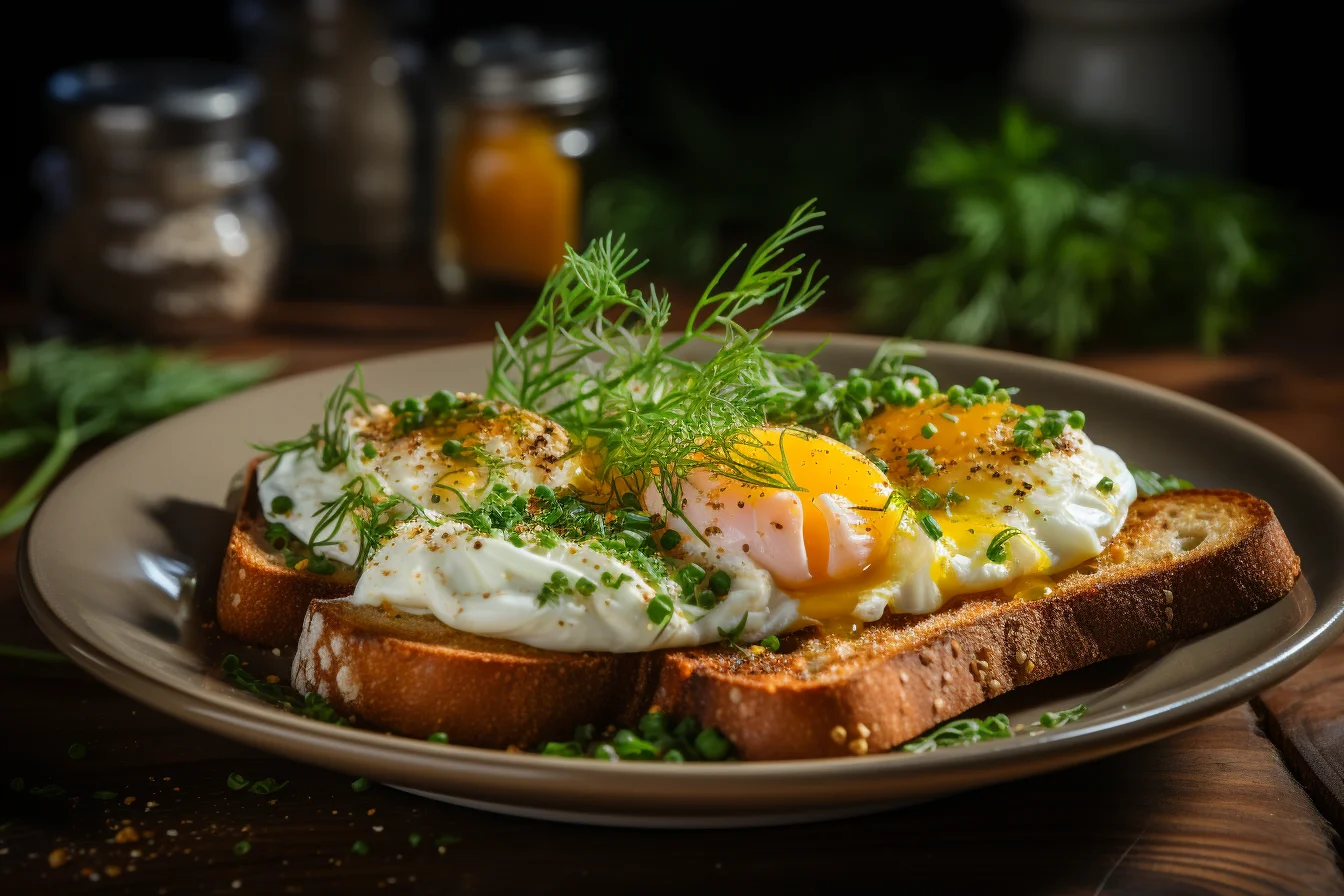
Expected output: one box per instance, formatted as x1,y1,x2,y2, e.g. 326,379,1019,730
36,61,284,340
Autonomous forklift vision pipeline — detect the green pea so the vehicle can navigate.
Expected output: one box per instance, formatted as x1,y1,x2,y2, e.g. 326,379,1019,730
442,439,463,457
694,728,731,761
426,389,458,414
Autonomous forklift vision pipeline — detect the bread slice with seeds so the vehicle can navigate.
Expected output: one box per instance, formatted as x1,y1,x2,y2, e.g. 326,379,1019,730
652,489,1299,759
281,488,1297,757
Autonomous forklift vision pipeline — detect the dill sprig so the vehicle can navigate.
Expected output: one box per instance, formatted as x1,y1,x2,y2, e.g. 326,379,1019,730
487,200,829,539
252,366,373,474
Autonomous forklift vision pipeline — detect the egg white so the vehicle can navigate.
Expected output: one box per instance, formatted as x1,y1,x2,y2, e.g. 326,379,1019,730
349,521,797,652
259,400,585,565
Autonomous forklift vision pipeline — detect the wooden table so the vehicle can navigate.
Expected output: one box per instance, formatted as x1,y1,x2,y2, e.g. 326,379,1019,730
2,291,1343,894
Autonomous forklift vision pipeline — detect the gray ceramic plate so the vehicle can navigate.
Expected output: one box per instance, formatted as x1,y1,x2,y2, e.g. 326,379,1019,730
19,337,1344,827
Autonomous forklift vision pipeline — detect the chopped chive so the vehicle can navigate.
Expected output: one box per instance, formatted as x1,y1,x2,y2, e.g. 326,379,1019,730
906,450,936,476
435,835,462,846
1068,410,1086,429
351,840,370,856
575,577,596,596
919,514,943,541
248,777,287,795
67,743,86,760
233,840,252,856
226,773,249,791
441,439,463,457
408,833,423,847
921,422,938,439
760,635,781,652
532,485,554,501
1096,476,1115,493
8,777,23,792
646,593,674,626
940,412,959,423
427,732,449,744
659,529,682,551
707,569,732,597
361,442,377,460
92,790,118,800
269,495,293,514
916,487,941,509
350,777,371,792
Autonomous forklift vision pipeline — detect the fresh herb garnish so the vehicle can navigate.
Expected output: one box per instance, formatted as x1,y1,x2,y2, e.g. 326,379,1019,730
248,777,288,795
234,841,252,856
487,201,828,540
985,527,1024,564
716,611,750,646
220,655,348,725
0,341,274,535
1128,464,1193,497
350,777,371,792
539,711,734,762
226,773,250,791
67,743,86,760
1039,704,1090,728
902,703,1089,753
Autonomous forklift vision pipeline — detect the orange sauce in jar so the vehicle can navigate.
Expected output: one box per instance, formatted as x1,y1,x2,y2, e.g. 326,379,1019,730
440,108,579,286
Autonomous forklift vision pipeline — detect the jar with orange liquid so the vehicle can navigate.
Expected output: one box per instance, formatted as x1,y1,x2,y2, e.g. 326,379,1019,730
436,29,606,294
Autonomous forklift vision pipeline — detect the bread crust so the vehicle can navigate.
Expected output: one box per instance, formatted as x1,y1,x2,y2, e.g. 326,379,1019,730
652,490,1300,759
292,601,656,749
216,459,358,647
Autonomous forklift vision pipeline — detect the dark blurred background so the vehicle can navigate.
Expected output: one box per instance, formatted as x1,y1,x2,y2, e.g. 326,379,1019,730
0,0,1339,359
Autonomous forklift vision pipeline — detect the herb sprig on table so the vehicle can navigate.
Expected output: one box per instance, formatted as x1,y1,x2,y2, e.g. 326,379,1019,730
0,340,276,535
858,105,1299,358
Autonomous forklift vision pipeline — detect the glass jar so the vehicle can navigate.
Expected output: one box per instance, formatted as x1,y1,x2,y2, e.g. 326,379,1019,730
435,28,606,294
36,61,284,340
248,0,415,260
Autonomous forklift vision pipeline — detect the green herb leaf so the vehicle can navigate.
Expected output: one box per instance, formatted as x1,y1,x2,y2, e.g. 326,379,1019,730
986,527,1024,564
1127,464,1193,497
1039,704,1089,728
0,341,275,535
226,773,250,791
248,778,288,795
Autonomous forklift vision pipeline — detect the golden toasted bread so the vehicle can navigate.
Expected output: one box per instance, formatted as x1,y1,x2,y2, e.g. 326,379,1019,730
216,459,359,647
653,489,1299,758
279,488,1298,758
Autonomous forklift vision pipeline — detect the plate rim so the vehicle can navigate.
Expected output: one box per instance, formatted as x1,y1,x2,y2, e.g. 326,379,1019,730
18,335,1344,816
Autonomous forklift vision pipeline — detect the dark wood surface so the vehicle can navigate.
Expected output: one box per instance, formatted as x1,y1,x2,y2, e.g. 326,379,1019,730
3,289,1344,894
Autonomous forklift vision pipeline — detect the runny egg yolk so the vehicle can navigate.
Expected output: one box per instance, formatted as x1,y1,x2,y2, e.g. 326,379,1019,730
860,400,1060,595
649,427,898,594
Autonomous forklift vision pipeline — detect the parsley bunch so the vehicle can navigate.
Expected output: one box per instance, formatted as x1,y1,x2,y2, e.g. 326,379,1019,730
858,105,1298,358
1,340,276,535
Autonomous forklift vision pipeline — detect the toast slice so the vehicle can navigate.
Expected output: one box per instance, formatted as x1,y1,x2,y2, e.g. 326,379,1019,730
286,489,1298,758
654,489,1300,758
216,459,359,647
292,601,653,749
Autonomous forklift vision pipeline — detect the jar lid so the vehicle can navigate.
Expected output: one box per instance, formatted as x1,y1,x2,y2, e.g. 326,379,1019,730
447,28,606,109
48,60,260,164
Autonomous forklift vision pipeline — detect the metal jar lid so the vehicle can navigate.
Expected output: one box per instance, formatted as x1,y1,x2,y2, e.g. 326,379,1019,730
447,28,606,111
47,60,261,169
